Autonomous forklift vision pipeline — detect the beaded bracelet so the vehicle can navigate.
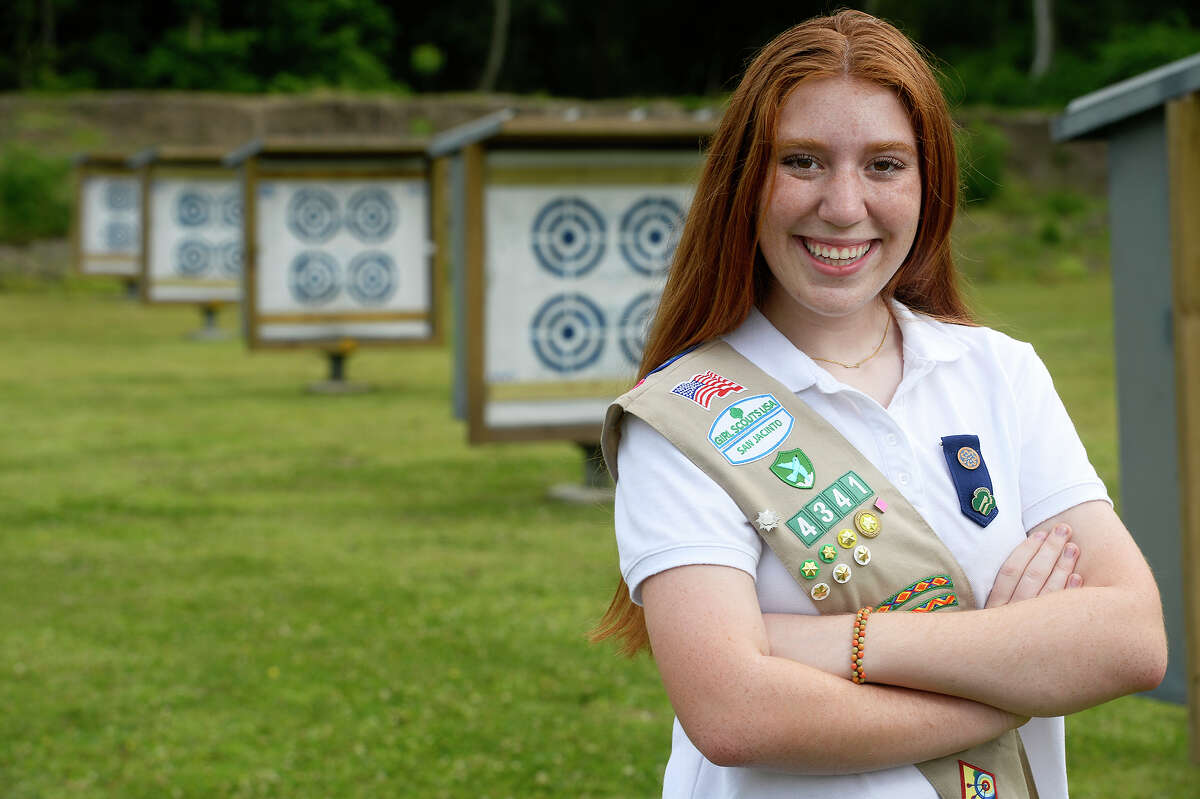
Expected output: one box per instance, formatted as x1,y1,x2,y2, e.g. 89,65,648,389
851,606,872,684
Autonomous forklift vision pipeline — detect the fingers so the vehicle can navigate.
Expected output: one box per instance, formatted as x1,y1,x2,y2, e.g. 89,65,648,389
1040,541,1080,595
1009,524,1072,603
986,528,1050,608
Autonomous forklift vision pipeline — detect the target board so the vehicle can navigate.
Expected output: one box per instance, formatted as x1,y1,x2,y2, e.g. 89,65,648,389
475,149,699,438
144,169,242,303
75,168,142,277
248,176,433,345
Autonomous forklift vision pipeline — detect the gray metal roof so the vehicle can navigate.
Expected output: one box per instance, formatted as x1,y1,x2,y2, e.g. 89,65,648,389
1053,52,1200,141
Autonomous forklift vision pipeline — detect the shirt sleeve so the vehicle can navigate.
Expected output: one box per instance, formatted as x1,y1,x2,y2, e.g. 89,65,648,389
1009,341,1112,532
614,415,762,605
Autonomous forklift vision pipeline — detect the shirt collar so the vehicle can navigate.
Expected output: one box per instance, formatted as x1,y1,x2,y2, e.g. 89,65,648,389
723,301,968,395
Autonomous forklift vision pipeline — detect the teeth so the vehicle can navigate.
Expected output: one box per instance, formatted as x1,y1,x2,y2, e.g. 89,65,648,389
803,239,869,262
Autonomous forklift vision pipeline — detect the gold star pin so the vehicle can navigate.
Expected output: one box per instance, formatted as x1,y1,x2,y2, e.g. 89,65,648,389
854,545,871,566
799,559,819,580
837,529,857,548
854,510,881,538
833,563,852,583
811,582,830,601
819,544,838,563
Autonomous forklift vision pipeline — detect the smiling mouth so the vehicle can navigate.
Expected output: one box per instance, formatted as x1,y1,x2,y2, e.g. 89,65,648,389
801,238,872,267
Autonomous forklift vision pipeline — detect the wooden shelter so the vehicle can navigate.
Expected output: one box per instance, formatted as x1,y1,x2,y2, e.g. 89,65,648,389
1053,52,1200,758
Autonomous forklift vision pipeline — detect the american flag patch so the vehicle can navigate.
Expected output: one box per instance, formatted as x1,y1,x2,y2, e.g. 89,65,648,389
670,370,744,409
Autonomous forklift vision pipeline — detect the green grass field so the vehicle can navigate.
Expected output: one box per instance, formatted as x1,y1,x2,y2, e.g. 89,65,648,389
0,272,1193,798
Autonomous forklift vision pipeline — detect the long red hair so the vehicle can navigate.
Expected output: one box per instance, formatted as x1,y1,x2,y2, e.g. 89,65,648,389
592,10,974,655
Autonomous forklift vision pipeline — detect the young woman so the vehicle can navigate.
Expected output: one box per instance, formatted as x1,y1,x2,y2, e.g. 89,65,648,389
593,10,1165,798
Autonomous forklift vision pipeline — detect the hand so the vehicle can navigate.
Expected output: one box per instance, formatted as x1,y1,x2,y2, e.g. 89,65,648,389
986,523,1083,608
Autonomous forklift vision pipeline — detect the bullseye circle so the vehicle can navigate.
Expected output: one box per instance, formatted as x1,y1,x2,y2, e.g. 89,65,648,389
618,291,659,365
176,238,212,276
346,251,397,305
220,192,242,227
176,191,211,227
530,293,606,373
105,181,136,211
345,188,397,243
105,221,135,250
974,773,995,799
288,251,340,305
218,240,243,276
619,197,683,275
531,197,606,277
286,188,340,243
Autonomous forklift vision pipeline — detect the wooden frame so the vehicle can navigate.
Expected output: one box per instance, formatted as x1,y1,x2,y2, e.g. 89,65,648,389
1168,92,1200,762
439,117,714,445
72,153,141,279
134,147,243,306
225,138,439,352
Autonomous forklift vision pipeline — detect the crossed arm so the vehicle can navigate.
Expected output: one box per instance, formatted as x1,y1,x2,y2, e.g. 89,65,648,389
640,500,1167,772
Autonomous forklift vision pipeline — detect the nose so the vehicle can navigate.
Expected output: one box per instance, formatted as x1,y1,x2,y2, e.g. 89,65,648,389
818,170,868,228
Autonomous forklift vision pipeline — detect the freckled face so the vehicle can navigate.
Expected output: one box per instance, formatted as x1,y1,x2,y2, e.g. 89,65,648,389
757,77,922,321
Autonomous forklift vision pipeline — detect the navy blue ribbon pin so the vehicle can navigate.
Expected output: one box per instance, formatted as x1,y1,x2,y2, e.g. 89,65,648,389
940,434,998,528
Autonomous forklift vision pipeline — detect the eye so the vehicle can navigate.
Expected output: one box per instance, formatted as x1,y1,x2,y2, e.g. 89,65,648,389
782,154,820,171
868,156,906,174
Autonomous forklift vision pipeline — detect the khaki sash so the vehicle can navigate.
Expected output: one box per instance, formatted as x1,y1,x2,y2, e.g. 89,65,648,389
603,339,1038,799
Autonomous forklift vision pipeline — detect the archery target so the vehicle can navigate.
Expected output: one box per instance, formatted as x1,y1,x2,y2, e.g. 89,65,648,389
105,221,136,250
346,251,398,305
144,174,242,302
176,238,213,276
105,180,137,211
253,179,430,336
219,240,243,277
530,197,606,277
287,187,340,243
619,197,683,275
345,187,397,243
80,174,141,275
618,291,659,365
220,191,242,228
176,190,211,227
530,294,607,373
289,250,341,305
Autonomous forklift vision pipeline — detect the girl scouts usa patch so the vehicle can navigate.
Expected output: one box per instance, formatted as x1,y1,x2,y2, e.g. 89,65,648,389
940,434,999,528
708,394,793,465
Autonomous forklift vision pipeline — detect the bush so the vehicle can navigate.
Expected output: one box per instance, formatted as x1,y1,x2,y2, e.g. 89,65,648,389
0,145,71,245
956,119,1009,205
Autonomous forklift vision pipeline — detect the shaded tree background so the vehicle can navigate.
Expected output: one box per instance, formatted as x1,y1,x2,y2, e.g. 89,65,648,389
0,0,1198,104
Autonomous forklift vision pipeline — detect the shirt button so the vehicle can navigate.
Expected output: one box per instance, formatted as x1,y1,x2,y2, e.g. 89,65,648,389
897,472,910,485
885,434,898,447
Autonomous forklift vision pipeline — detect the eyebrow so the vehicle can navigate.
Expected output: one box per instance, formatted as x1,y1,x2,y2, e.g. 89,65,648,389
776,137,918,157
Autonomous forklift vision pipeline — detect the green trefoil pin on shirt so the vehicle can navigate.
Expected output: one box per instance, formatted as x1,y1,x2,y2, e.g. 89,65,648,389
770,448,815,489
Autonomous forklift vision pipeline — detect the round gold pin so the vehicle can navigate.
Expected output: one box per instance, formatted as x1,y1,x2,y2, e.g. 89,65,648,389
854,510,881,538
800,559,820,580
854,545,871,566
819,544,838,563
837,528,857,548
957,446,981,470
832,563,852,584
811,582,830,601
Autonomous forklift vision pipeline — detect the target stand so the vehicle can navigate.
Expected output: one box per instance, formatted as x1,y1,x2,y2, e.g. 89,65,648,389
131,147,245,339
71,152,143,295
430,113,713,468
223,137,439,391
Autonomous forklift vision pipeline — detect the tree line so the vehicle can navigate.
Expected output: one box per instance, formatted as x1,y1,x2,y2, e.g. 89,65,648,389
2,0,1199,105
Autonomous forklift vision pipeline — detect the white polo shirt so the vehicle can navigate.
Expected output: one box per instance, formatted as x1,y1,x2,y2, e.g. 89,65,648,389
614,303,1109,799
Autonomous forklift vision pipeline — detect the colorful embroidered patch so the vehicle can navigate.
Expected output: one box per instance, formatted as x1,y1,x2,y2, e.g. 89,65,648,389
670,370,744,409
708,394,794,465
832,563,852,584
875,575,954,613
770,448,816,489
785,509,826,547
959,760,997,799
910,593,958,612
799,559,820,580
755,509,781,532
940,434,999,528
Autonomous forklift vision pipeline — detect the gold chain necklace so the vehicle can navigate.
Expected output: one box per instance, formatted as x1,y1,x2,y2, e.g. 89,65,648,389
810,314,892,369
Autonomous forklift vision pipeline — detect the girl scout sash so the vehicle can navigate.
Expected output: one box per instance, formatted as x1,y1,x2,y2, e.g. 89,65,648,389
602,339,1039,799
